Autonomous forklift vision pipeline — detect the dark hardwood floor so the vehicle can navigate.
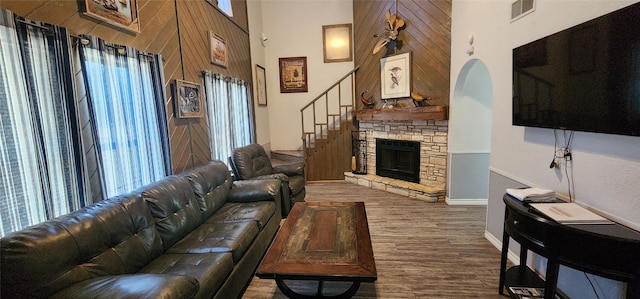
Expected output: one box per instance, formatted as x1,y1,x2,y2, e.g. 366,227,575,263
242,181,509,299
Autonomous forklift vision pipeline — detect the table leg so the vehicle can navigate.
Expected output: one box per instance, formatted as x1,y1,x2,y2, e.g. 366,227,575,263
317,280,324,296
275,278,361,299
544,258,560,299
499,228,510,295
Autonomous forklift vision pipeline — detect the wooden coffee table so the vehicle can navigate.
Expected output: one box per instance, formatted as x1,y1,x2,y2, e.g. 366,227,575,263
256,202,377,298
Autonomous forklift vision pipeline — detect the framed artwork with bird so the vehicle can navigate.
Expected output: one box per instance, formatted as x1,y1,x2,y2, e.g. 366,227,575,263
380,52,411,99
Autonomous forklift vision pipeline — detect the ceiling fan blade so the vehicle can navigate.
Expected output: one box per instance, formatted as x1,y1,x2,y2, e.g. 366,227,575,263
384,10,391,24
389,14,397,29
372,38,389,55
395,19,405,31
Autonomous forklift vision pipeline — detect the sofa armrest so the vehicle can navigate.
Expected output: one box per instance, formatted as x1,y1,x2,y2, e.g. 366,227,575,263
253,173,289,182
51,274,198,299
229,179,283,217
229,179,281,203
273,162,305,177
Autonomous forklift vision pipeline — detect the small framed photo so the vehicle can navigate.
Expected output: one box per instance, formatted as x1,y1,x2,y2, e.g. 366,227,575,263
173,80,204,118
209,31,227,68
279,56,308,93
256,64,267,106
380,52,411,99
322,23,353,63
83,0,140,33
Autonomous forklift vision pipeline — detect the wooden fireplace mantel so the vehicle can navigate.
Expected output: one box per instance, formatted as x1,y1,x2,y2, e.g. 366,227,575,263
354,105,448,121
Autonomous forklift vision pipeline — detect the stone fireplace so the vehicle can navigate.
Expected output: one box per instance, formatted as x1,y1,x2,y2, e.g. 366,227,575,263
345,117,448,202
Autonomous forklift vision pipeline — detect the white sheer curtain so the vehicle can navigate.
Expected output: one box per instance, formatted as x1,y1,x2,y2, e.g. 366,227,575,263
0,10,85,236
79,36,171,198
203,71,254,163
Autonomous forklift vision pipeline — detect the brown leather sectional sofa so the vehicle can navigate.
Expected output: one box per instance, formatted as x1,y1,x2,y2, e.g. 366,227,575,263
1,160,282,299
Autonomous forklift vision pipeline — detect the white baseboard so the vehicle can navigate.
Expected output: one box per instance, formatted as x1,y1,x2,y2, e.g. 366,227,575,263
484,230,520,265
445,197,488,205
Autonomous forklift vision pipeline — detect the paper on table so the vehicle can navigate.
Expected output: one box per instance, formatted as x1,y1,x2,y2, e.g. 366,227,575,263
529,203,614,224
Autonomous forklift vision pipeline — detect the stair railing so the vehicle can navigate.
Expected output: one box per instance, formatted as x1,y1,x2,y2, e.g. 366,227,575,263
300,66,360,152
299,66,360,180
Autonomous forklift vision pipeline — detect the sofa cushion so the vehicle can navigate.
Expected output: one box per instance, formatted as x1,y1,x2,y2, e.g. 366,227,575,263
181,160,232,219
166,221,259,262
0,194,163,298
141,253,233,299
229,179,282,203
230,143,274,179
82,194,165,272
50,274,198,299
205,201,276,230
141,175,202,250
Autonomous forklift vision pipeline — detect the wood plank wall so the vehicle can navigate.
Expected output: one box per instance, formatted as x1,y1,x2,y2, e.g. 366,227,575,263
1,0,252,175
353,0,451,108
175,0,252,172
1,0,451,187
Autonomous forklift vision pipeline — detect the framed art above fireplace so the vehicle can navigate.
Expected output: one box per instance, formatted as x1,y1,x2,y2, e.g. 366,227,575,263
380,52,411,99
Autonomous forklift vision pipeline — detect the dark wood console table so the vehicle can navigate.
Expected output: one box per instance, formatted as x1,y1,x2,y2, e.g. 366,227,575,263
499,194,640,299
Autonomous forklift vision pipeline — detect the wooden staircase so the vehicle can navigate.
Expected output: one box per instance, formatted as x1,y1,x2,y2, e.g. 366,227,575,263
300,67,359,181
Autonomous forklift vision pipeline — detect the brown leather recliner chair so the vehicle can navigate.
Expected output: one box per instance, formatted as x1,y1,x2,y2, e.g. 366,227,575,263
230,144,305,217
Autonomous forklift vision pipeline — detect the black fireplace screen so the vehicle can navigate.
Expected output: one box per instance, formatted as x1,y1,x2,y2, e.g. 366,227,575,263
376,139,420,183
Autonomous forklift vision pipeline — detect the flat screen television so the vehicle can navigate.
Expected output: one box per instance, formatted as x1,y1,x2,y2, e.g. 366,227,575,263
512,3,640,137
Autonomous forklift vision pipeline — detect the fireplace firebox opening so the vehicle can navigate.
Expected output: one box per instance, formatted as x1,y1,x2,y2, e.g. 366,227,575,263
376,138,420,183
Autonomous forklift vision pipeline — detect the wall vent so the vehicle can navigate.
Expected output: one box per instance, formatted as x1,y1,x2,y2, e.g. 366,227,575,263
511,0,535,21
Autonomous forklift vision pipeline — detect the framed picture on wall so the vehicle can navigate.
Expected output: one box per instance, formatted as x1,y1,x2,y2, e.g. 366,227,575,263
380,52,411,99
279,56,308,93
173,80,204,119
83,0,140,33
256,64,267,106
209,32,228,68
322,23,353,63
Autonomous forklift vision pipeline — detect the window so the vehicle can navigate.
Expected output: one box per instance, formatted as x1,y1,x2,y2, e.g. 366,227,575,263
79,36,171,198
0,11,86,236
217,0,233,17
202,71,254,162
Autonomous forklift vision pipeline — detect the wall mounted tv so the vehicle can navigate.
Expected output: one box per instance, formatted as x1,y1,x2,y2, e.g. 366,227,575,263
512,3,640,137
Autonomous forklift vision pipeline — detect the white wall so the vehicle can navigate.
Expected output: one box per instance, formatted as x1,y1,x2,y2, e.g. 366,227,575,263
450,59,493,153
247,0,272,152
452,0,640,231
447,59,493,204
451,0,640,297
261,0,354,151
490,1,640,229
